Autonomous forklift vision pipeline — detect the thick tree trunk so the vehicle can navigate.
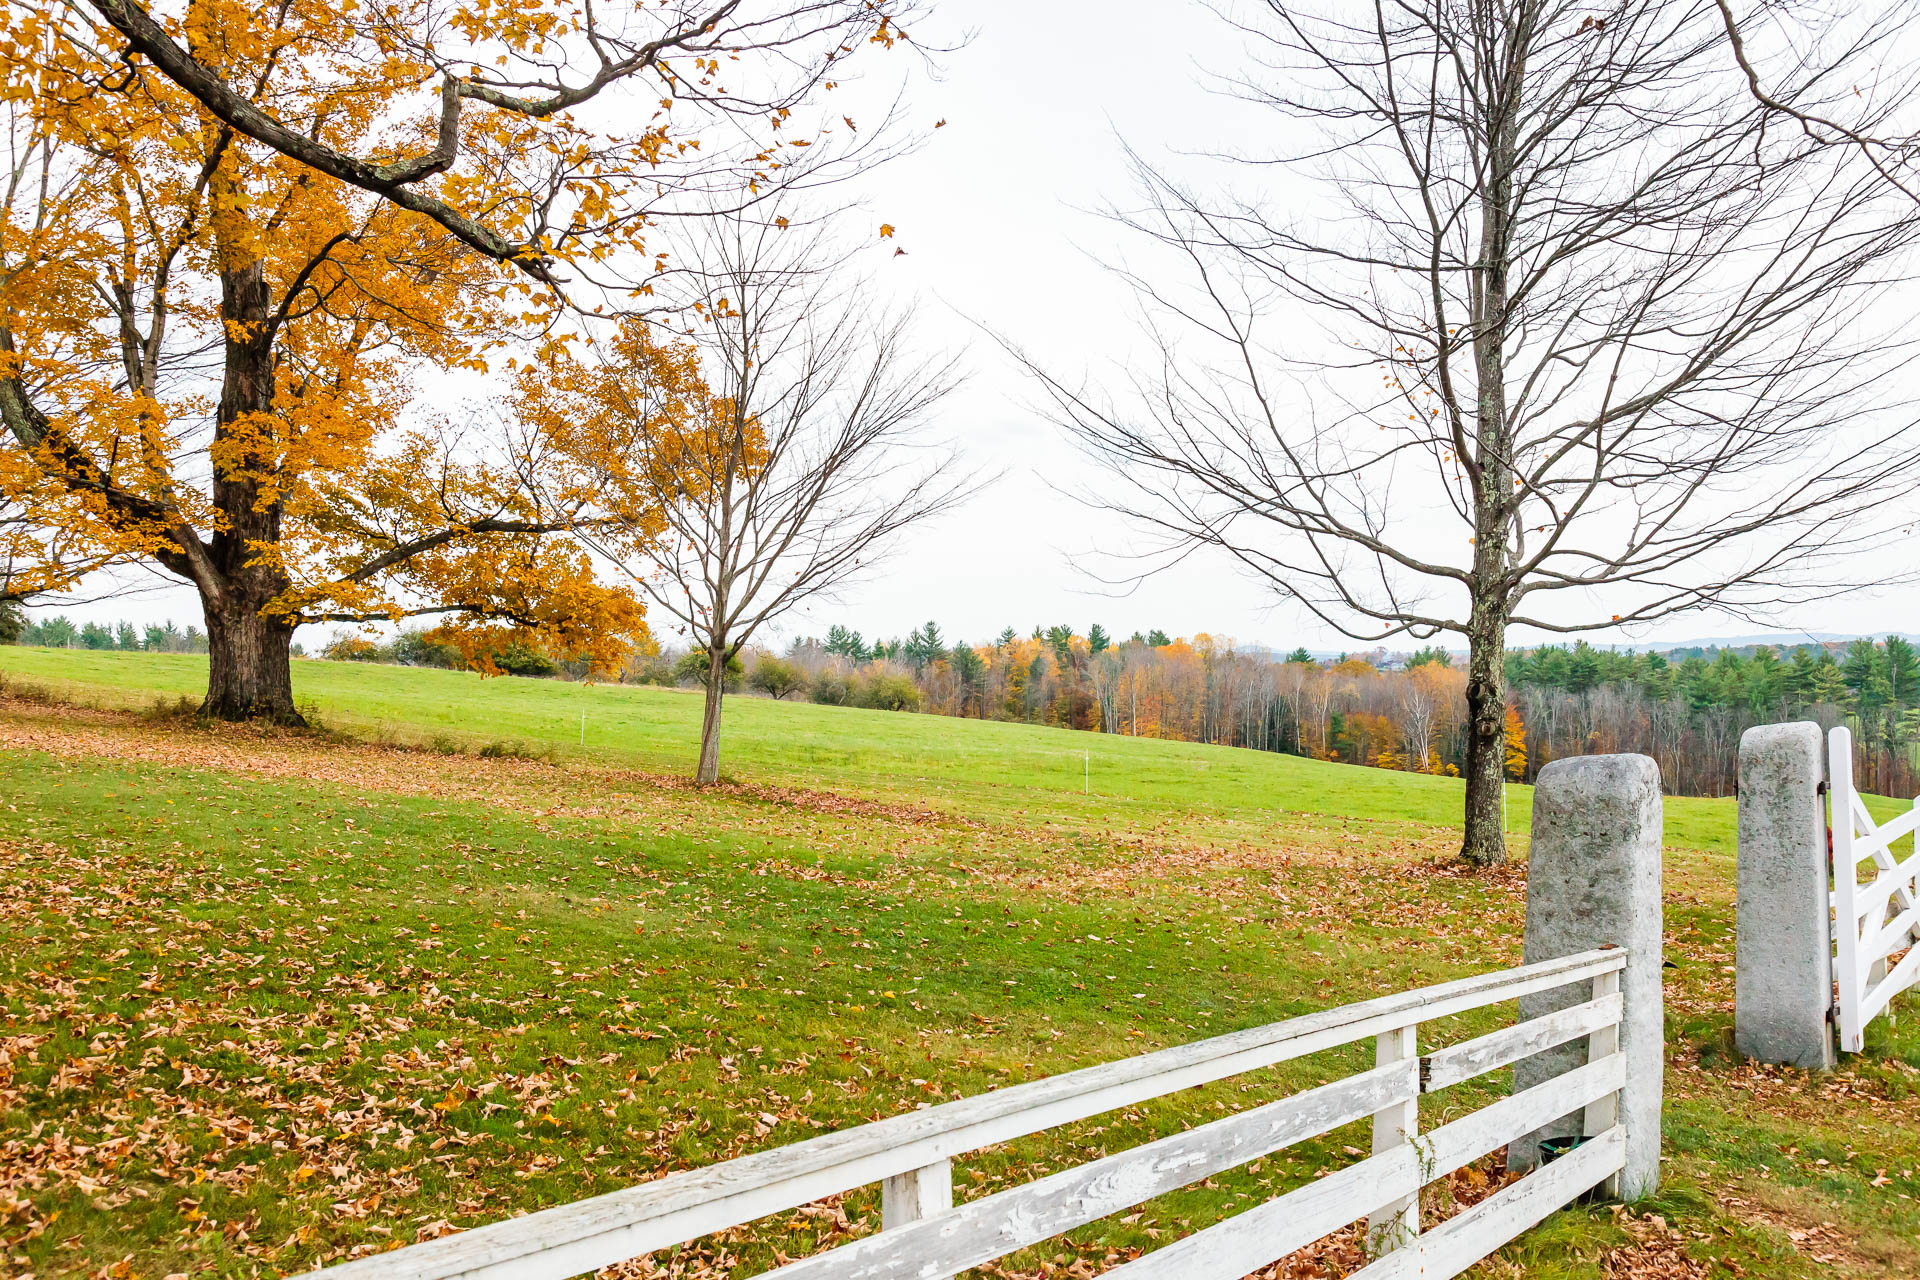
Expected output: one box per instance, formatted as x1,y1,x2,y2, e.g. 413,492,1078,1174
196,256,303,724
1461,606,1509,866
696,646,726,783
203,593,301,722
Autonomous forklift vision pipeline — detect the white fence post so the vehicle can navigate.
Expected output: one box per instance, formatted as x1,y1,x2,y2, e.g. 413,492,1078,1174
1509,754,1664,1200
1365,1024,1419,1256
1830,727,1865,1053
881,1161,954,1280
1734,722,1836,1069
881,1158,952,1225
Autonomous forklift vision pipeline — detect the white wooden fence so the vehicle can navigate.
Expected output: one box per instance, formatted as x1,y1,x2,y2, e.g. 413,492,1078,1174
318,948,1636,1280
1829,725,1920,1053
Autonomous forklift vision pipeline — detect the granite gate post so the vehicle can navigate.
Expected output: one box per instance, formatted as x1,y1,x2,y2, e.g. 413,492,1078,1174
1508,753,1664,1200
1734,722,1836,1069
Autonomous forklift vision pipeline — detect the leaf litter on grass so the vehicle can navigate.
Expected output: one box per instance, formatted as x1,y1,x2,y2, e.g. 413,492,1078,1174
3,696,1919,1278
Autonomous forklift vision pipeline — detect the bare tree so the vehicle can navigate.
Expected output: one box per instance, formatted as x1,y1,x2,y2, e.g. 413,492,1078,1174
577,209,972,782
1029,0,1920,863
1397,671,1440,773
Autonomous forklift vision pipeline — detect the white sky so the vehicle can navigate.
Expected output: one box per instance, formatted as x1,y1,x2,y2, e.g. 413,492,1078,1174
37,0,1920,652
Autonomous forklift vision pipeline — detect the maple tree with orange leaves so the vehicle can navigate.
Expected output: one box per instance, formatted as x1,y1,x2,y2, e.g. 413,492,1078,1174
1,0,923,721
0,1,683,721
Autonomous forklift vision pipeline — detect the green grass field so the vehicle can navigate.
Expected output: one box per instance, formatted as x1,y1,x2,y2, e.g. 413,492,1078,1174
0,647,1773,854
1,649,1916,1279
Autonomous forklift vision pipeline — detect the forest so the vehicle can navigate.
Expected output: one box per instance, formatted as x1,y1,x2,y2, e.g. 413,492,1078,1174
779,626,1918,797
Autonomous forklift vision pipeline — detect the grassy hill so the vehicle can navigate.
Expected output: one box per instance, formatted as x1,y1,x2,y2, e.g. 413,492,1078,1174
0,649,1915,1279
0,647,1772,855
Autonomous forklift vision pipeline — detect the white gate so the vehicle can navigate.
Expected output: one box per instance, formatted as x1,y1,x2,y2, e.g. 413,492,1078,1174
1829,725,1920,1052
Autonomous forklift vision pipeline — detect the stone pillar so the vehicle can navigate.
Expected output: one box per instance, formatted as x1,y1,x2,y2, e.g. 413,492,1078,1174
1734,723,1836,1069
1509,754,1664,1201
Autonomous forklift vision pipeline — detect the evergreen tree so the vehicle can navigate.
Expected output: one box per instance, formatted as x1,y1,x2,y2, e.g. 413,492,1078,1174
1785,646,1819,701
1286,646,1313,664
1745,645,1783,714
1884,635,1920,707
1087,624,1111,655
825,625,870,663
80,620,112,649
1044,624,1075,666
1808,659,1852,708
1843,639,1885,706
115,620,139,650
1564,642,1602,694
1147,629,1171,647
903,621,946,669
949,643,987,712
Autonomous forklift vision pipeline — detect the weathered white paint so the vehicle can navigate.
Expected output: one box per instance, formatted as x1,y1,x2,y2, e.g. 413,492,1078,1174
1582,969,1624,1199
316,950,1625,1280
1420,993,1620,1093
1830,725,1920,1053
878,1160,952,1280
1349,1125,1626,1280
1365,1025,1419,1257
1102,1055,1626,1279
879,1161,951,1227
757,1061,1416,1280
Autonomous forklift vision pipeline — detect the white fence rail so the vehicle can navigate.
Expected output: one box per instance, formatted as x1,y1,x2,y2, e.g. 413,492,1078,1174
1830,725,1920,1052
319,949,1634,1280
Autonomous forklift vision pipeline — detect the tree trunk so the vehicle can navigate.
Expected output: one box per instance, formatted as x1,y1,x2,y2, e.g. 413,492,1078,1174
198,256,303,724
203,592,301,722
1458,27,1522,867
1461,605,1509,866
696,645,726,783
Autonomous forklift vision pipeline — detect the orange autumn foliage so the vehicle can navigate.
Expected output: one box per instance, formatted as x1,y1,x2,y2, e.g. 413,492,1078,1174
0,1,725,715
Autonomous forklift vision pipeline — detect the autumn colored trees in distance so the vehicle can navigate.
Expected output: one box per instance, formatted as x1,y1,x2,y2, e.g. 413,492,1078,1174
766,628,1919,799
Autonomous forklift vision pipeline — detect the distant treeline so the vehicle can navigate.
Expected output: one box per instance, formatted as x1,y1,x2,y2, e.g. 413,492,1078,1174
1505,637,1919,796
4,612,215,654
783,626,1919,797
12,608,1915,798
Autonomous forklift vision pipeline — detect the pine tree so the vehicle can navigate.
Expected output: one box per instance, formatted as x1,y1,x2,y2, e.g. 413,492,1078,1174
1148,629,1172,647
1883,636,1919,707
1843,639,1885,707
1088,624,1111,654
903,621,946,669
1809,659,1853,708
1564,642,1602,694
825,626,870,663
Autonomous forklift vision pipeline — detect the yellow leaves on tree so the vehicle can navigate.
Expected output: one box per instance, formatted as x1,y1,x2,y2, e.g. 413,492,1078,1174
0,0,696,717
1504,703,1528,781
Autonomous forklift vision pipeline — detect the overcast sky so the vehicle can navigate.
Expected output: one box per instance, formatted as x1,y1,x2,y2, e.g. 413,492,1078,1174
43,0,1920,652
